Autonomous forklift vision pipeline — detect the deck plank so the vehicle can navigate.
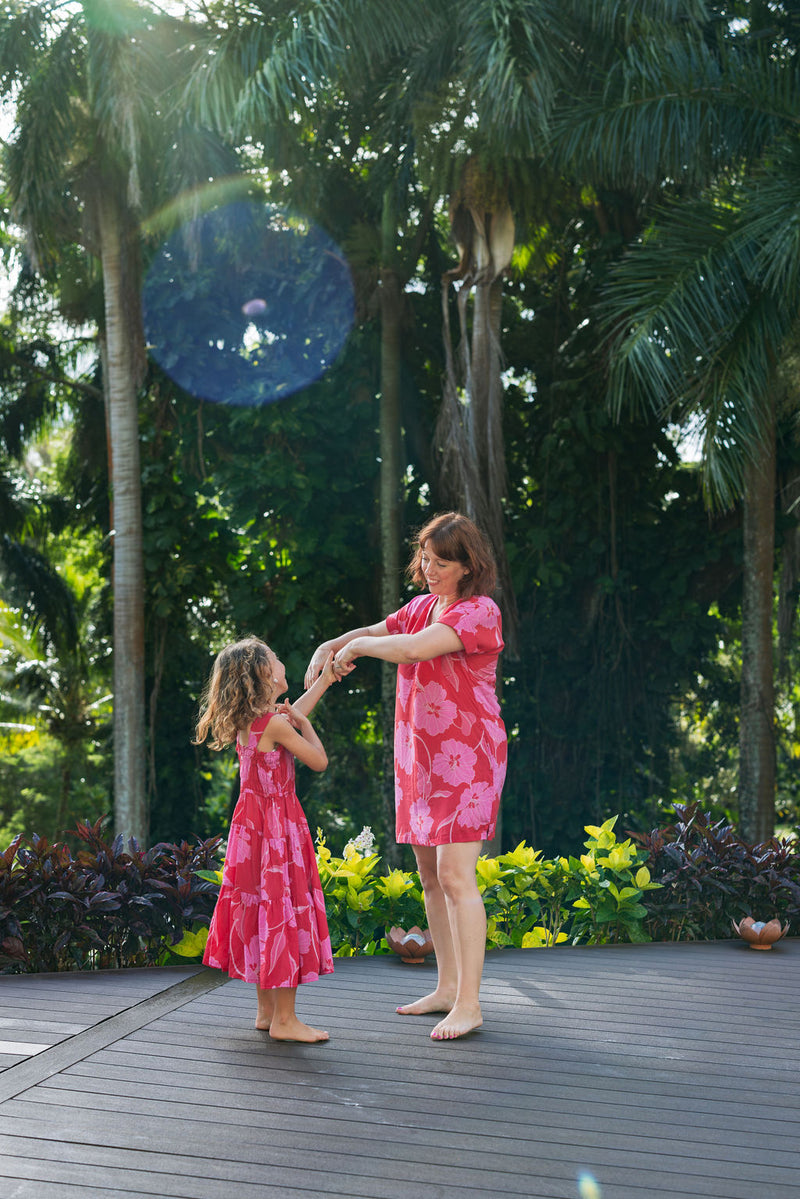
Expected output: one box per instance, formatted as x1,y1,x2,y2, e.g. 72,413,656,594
0,940,798,1198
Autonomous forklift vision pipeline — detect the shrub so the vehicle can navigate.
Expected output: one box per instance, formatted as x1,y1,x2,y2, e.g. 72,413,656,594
633,803,800,941
315,828,426,956
481,818,660,948
8,806,796,971
0,817,222,973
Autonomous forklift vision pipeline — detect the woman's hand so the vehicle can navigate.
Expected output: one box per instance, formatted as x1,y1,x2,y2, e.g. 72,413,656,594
333,645,358,678
304,645,330,689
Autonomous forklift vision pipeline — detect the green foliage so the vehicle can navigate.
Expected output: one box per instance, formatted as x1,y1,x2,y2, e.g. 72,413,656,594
0,727,109,848
480,817,660,948
7,809,798,973
502,354,736,854
150,818,665,963
316,828,426,956
2,0,799,862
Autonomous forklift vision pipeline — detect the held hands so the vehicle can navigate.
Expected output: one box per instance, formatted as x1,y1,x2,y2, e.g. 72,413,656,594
305,646,356,689
332,649,356,680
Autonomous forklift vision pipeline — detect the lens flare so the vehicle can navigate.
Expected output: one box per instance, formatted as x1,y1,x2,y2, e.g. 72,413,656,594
577,1171,603,1199
142,201,354,405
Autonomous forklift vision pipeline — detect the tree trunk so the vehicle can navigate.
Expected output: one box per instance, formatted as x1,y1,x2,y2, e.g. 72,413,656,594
738,406,776,844
379,190,403,868
436,179,518,655
97,191,148,846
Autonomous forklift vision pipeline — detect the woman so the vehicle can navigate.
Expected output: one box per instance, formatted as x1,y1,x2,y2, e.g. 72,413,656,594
304,512,506,1040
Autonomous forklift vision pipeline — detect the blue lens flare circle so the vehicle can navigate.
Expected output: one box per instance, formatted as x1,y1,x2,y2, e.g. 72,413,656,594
142,201,355,406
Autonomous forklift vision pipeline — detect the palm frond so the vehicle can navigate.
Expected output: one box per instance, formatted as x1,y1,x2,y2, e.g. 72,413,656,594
552,30,800,195
5,19,84,265
0,536,80,658
564,0,710,41
0,1,54,90
604,192,796,507
738,140,800,301
459,0,576,150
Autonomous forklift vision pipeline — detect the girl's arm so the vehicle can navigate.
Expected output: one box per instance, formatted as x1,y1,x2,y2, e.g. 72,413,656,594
289,651,338,718
305,620,390,687
335,622,463,669
263,712,328,772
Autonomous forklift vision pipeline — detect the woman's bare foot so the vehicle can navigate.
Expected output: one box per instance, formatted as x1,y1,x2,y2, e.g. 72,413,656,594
396,988,455,1016
430,1003,483,1040
269,1016,329,1043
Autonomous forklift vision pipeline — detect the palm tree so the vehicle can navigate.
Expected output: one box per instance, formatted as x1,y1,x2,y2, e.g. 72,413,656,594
186,0,588,652
559,7,800,840
1,0,236,843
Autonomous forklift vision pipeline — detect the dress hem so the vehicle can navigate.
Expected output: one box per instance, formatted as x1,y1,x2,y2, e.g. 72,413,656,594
202,958,334,988
396,824,496,847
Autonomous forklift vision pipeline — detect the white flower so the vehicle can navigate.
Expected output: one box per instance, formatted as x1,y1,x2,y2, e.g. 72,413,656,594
344,826,376,858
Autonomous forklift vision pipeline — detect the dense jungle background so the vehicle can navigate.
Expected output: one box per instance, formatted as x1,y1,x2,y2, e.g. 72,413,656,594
1,0,800,863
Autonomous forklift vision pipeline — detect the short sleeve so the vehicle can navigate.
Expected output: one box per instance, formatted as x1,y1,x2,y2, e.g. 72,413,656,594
386,594,424,635
385,608,403,635
438,596,503,656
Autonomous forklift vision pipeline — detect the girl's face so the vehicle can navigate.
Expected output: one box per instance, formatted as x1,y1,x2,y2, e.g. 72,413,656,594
268,654,288,701
420,542,469,601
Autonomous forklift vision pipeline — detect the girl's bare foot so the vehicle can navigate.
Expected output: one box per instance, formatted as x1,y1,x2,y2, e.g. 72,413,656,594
430,1003,483,1040
269,1016,329,1043
255,1005,274,1031
396,989,455,1016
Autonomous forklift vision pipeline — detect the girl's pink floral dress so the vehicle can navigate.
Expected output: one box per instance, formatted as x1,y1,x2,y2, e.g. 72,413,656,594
203,713,333,989
386,593,507,845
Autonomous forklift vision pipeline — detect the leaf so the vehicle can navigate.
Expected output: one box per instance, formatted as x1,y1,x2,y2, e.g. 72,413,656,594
169,926,209,958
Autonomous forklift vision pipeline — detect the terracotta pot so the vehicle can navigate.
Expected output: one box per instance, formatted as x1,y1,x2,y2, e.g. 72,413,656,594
386,925,434,963
732,916,789,950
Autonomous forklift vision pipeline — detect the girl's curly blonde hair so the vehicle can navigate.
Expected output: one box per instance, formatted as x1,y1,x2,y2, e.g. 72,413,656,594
193,637,277,751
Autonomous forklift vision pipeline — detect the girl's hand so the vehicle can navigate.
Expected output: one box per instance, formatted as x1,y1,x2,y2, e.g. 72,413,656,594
278,700,302,730
320,651,339,686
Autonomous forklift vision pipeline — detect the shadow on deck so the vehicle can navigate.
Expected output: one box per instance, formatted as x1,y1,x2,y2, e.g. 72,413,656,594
0,938,798,1199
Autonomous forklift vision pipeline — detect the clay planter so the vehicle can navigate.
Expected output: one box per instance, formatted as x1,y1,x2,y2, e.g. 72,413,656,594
386,926,434,964
732,916,789,950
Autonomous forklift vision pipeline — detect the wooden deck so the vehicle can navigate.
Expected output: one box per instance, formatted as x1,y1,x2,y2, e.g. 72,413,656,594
0,938,798,1199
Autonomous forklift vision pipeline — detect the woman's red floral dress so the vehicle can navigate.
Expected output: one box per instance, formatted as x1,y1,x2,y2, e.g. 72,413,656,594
386,593,507,845
203,713,333,989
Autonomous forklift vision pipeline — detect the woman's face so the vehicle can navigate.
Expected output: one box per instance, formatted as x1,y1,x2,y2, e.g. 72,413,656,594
420,543,468,600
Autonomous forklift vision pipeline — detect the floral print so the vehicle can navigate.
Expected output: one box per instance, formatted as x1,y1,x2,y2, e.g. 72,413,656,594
203,714,333,989
387,593,507,845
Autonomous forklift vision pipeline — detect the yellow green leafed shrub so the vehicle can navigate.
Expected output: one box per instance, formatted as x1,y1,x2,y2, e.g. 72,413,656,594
171,818,660,963
316,828,426,956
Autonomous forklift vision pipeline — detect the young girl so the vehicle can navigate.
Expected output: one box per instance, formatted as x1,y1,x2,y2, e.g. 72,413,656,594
194,636,337,1044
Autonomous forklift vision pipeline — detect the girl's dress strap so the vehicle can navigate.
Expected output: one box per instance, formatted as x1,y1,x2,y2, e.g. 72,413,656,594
238,712,272,748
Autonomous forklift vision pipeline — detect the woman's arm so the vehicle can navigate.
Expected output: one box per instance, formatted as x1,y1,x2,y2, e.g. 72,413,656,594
335,622,463,669
262,712,328,772
305,620,390,687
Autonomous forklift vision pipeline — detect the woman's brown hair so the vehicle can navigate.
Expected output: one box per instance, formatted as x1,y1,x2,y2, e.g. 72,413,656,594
193,637,277,751
409,511,497,599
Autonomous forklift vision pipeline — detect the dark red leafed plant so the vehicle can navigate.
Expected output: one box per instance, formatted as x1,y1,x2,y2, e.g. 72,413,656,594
632,803,800,941
0,817,223,973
